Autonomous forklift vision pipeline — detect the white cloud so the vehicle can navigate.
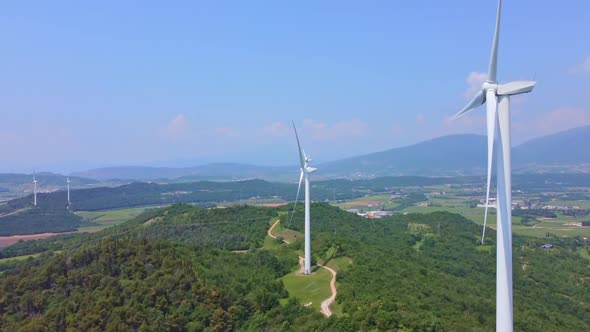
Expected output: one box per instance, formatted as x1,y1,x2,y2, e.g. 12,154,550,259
159,114,189,141
302,118,368,141
464,71,487,98
570,57,590,74
260,121,289,136
514,107,590,137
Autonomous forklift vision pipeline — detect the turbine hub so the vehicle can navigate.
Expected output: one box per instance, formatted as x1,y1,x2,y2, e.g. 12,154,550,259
482,81,498,91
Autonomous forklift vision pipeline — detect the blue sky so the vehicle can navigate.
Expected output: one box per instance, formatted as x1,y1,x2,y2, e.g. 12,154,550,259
0,0,588,172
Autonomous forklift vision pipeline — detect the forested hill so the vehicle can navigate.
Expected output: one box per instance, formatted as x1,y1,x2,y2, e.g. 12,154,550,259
0,205,333,330
3,173,590,236
280,204,590,331
0,191,90,236
6,173,590,213
1,203,589,331
0,173,98,188
0,240,331,331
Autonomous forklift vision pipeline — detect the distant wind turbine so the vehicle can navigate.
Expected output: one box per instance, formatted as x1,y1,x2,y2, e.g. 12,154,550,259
33,173,37,207
289,121,317,275
454,0,535,330
67,177,71,206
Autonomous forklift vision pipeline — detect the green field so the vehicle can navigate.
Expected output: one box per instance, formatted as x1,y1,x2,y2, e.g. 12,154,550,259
0,253,42,263
334,189,590,239
335,194,398,211
548,200,590,209
75,206,161,232
0,250,62,264
281,266,333,313
400,205,590,238
77,206,158,225
264,218,343,316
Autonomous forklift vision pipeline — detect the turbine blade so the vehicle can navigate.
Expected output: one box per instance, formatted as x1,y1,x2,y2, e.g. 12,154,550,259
488,0,502,83
453,90,486,119
481,91,498,244
288,171,304,226
497,81,536,96
292,121,306,170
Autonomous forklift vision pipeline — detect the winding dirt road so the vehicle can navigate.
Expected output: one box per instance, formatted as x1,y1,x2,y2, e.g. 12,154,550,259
318,264,337,317
269,219,337,317
267,219,290,244
298,256,305,274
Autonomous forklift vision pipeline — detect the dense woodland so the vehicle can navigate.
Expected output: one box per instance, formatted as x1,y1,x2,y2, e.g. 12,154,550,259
1,203,589,331
0,192,91,236
282,204,590,331
0,240,335,331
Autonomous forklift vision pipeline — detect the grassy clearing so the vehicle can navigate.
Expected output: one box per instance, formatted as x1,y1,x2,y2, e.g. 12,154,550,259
0,253,42,263
264,217,344,316
281,267,333,313
326,256,352,272
578,248,590,260
77,225,111,233
0,251,63,264
270,220,303,244
77,206,156,226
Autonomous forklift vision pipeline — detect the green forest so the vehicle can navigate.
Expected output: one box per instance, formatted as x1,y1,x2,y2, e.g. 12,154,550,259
1,203,589,331
0,192,91,236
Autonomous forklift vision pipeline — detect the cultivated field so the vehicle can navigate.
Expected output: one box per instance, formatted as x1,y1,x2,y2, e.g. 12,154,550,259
333,186,590,239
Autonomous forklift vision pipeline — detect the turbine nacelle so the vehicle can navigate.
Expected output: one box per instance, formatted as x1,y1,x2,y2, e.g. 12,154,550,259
480,80,536,97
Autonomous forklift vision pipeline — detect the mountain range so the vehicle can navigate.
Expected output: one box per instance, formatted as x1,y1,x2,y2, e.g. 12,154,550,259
69,125,590,181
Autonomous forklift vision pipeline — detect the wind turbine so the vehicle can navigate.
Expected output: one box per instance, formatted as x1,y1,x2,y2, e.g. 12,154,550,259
289,121,317,275
454,0,535,330
32,173,37,207
67,177,71,206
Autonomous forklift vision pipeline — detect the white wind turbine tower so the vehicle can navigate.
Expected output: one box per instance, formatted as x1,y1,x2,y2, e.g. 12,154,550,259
32,174,38,207
67,177,71,206
289,121,317,275
454,0,535,330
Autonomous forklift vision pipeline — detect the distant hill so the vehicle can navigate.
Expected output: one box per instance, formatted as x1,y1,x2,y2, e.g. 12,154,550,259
513,126,590,165
0,172,99,188
72,163,291,182
320,126,590,177
1,204,588,330
318,134,487,177
0,173,102,202
71,126,590,181
0,190,90,236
